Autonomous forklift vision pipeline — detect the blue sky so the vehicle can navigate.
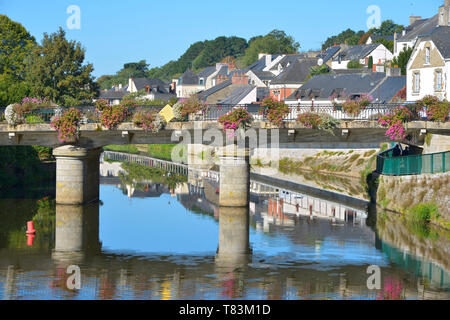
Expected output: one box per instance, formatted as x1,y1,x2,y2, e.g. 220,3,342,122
0,0,442,78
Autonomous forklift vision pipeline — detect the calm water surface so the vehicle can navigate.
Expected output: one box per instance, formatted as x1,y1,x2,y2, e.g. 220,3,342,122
0,161,449,300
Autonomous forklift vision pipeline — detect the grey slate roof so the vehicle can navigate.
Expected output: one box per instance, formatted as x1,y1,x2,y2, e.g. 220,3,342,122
333,44,380,61
287,72,387,101
252,70,275,81
424,26,450,59
316,46,341,63
269,54,306,71
398,14,439,42
368,76,406,103
133,78,168,92
218,86,255,104
179,70,199,85
244,55,282,72
271,58,319,85
368,35,394,42
197,66,216,79
99,90,129,100
197,80,232,99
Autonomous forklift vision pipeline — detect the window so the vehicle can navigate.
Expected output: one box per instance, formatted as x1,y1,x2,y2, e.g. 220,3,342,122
436,70,443,91
413,72,420,93
199,78,204,86
425,47,430,64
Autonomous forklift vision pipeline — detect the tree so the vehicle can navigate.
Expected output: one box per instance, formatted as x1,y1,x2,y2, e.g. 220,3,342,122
322,29,365,50
310,64,329,76
369,20,404,36
242,30,300,66
0,74,31,107
26,27,98,105
392,47,413,75
375,38,394,53
0,15,36,80
368,56,373,70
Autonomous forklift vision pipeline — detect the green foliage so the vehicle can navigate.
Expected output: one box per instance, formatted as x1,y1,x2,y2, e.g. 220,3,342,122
0,15,36,79
0,146,55,191
391,47,413,75
241,30,300,66
97,60,150,89
0,74,31,107
369,20,404,36
310,64,329,77
26,27,99,105
147,36,248,81
297,112,322,128
347,60,363,69
374,38,394,53
367,56,373,69
322,29,365,50
407,202,440,224
179,95,207,116
120,162,187,190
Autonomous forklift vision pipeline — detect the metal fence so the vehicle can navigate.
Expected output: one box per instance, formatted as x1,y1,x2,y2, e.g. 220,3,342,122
377,146,450,176
0,103,423,124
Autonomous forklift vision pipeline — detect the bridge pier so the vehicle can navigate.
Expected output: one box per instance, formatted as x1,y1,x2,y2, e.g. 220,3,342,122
218,147,250,207
53,146,102,205
53,203,101,256
216,206,251,264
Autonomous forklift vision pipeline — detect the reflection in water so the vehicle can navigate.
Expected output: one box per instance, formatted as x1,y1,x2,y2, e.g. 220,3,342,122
0,156,449,300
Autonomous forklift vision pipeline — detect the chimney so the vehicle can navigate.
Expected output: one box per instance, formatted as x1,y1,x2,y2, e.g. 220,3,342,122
265,54,272,67
258,53,266,60
438,0,450,26
119,83,123,90
386,67,401,77
409,16,422,25
394,32,398,55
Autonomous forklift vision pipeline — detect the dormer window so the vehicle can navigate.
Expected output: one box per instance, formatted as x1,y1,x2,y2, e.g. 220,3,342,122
199,78,204,86
145,85,150,94
425,47,430,64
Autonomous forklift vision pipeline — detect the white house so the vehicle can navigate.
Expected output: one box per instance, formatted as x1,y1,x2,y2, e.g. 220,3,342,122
406,26,450,101
332,44,393,70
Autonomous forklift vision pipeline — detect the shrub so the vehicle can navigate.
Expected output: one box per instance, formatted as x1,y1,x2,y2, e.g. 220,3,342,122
317,114,341,135
297,112,322,128
407,202,439,224
94,99,110,112
180,95,207,117
172,102,185,121
98,104,129,130
50,108,82,143
260,97,290,127
342,100,362,117
5,104,21,126
218,107,253,132
418,95,450,122
132,109,166,132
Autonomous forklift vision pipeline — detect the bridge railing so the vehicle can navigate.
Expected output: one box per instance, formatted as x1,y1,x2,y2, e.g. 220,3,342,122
376,146,450,176
1,103,417,124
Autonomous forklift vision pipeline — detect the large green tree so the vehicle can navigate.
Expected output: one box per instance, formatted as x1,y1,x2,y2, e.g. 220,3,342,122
26,27,98,105
241,30,300,66
0,15,36,80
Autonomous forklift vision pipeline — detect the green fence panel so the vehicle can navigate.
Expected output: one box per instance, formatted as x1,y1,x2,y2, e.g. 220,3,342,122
377,147,450,176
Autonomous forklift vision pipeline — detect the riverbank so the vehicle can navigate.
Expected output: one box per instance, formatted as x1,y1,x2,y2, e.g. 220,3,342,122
376,172,450,229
